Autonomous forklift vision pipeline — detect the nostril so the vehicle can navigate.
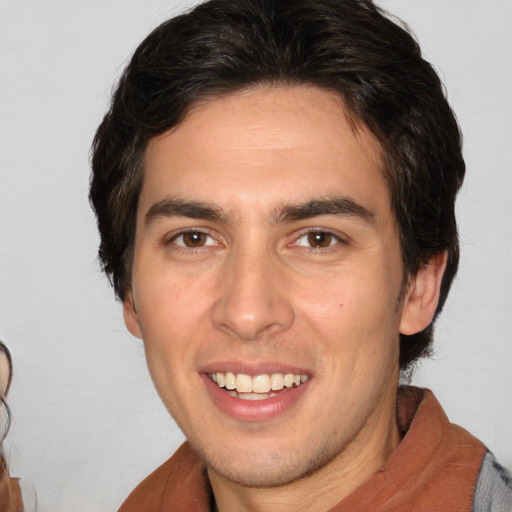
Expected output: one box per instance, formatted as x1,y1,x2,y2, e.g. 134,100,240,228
211,296,295,341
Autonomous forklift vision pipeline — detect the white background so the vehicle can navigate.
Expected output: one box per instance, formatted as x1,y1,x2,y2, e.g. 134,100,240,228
0,1,510,510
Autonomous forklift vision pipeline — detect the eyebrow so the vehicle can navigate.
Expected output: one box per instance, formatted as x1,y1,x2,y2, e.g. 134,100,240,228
276,197,375,224
144,196,375,227
144,198,227,226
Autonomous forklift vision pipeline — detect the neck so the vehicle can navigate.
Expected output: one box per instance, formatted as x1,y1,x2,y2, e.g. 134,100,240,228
209,386,401,512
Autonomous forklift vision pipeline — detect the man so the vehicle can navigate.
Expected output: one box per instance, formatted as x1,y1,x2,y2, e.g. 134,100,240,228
90,0,512,510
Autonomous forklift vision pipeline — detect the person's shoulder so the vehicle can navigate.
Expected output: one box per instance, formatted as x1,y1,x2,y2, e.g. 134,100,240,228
118,442,205,512
473,451,512,512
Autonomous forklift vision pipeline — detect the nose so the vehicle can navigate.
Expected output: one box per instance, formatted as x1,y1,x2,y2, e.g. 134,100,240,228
211,248,295,341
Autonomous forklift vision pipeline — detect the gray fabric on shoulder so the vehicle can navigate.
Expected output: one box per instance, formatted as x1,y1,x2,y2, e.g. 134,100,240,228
473,451,512,512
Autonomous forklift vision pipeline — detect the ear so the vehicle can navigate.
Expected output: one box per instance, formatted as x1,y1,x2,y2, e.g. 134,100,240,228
399,251,448,335
123,291,143,339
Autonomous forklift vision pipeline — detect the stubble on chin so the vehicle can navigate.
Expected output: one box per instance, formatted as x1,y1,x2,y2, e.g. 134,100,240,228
192,424,361,490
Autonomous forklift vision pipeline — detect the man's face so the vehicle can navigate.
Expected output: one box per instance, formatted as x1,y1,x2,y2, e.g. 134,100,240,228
125,86,409,488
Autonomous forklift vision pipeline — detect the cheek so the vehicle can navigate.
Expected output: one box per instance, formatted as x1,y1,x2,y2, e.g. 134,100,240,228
133,272,215,386
297,266,398,325
295,268,402,365
135,266,213,334
135,279,207,399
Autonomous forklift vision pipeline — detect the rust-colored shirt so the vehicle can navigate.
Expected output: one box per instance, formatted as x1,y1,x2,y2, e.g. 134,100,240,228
119,387,487,512
0,456,23,512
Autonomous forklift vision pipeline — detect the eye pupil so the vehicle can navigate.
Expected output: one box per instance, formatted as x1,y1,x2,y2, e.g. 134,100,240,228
183,231,206,247
308,232,332,248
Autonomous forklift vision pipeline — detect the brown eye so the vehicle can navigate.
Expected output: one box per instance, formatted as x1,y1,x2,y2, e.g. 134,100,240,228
173,231,213,247
182,231,207,247
307,231,333,248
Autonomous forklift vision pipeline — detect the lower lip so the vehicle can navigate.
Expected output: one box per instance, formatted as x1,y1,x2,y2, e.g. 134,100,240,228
201,374,310,422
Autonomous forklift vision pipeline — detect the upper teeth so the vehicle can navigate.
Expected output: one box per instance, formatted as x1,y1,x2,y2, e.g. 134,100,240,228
208,372,308,393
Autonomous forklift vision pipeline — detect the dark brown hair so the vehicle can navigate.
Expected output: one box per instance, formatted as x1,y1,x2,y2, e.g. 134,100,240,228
0,342,12,443
90,0,465,369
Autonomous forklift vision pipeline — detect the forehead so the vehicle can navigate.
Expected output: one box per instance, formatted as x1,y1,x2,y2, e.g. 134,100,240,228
140,85,387,219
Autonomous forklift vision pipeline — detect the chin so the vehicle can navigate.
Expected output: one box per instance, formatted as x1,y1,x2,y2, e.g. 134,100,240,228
193,437,342,489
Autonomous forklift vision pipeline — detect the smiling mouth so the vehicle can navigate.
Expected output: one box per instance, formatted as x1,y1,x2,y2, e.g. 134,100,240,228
207,372,309,401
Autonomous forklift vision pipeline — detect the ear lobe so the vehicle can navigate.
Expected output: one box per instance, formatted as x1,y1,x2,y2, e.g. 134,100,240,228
399,251,448,336
123,292,143,339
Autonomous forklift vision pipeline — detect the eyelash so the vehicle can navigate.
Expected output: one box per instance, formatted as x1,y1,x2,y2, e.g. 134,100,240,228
164,228,347,253
166,229,219,249
292,229,346,251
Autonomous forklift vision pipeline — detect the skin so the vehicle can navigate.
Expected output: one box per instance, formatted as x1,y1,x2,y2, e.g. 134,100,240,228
0,347,11,442
124,85,446,512
0,351,10,396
